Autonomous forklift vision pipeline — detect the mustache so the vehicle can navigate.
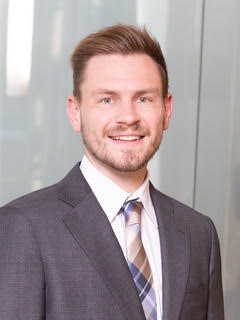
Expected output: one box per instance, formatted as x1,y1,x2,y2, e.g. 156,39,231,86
105,123,149,136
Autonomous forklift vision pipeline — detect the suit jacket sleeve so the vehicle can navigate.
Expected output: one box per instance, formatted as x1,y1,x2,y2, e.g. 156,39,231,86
0,206,45,319
207,219,224,319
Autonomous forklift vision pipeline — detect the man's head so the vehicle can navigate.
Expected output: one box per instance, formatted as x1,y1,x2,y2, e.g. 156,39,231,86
71,24,168,101
67,24,172,184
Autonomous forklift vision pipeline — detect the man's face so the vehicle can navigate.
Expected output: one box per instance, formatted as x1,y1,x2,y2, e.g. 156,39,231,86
68,53,172,174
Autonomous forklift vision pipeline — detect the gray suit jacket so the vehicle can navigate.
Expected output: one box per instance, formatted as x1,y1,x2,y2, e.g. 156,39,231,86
0,163,224,319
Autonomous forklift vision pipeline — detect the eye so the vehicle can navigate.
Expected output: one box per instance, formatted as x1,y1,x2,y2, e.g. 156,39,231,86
102,97,112,104
137,96,150,103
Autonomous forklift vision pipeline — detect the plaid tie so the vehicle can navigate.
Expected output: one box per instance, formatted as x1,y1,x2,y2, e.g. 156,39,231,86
122,199,157,320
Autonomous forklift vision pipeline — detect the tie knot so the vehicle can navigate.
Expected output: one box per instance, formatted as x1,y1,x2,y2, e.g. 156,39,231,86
122,199,143,227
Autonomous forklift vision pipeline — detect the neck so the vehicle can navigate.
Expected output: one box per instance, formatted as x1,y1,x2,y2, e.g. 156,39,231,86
86,157,147,193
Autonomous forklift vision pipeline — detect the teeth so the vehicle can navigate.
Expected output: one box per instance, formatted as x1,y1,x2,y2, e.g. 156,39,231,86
111,136,142,141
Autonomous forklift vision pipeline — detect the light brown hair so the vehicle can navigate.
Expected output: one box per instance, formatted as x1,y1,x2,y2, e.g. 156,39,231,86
71,24,168,100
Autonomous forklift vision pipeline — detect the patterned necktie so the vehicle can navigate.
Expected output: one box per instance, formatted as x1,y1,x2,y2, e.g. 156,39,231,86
122,199,157,320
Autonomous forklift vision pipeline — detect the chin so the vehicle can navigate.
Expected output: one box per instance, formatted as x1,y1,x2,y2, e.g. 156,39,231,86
100,155,149,173
111,163,146,173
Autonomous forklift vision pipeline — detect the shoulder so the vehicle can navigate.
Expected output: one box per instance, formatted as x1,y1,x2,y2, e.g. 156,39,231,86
8,183,57,206
0,183,59,222
150,185,221,267
0,162,91,222
150,183,217,235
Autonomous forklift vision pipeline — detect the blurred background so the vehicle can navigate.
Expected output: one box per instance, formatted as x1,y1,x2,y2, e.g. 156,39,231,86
0,0,239,318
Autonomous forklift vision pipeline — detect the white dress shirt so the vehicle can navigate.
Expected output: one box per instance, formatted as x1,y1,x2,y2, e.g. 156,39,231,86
80,155,162,319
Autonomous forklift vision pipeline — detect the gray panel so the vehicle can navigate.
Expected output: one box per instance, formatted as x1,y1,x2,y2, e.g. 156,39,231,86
148,0,204,207
194,0,234,232
195,0,240,318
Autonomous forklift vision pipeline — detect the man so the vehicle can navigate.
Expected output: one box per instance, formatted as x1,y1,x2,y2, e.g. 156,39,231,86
0,24,224,319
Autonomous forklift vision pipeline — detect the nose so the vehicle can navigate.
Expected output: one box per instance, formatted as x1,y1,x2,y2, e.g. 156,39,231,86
115,100,140,126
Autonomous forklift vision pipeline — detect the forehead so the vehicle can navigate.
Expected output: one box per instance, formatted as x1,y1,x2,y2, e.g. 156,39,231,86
81,53,163,93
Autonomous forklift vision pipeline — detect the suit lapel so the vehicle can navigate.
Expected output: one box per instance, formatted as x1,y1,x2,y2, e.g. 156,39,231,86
58,164,146,320
150,184,190,320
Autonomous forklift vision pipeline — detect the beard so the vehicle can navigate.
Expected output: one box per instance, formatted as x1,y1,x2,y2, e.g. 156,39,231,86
81,121,164,173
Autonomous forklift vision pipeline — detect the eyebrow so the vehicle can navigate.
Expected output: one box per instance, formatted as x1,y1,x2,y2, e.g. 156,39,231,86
91,89,118,96
134,88,160,96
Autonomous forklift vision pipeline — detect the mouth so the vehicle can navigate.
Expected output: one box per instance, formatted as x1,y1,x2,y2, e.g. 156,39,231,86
109,135,144,141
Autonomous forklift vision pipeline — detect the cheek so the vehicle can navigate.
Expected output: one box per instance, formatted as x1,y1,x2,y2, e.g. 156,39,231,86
146,112,165,132
83,114,109,136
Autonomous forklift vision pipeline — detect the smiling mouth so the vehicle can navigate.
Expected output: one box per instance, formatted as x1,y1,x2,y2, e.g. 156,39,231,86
109,135,144,141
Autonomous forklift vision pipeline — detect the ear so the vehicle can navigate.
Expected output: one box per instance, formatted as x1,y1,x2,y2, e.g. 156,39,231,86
163,92,173,131
67,96,81,132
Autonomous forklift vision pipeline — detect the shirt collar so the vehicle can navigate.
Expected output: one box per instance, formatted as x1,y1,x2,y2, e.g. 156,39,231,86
80,155,157,226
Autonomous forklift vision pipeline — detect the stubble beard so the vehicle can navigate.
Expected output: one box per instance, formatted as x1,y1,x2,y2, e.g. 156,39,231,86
81,122,164,173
